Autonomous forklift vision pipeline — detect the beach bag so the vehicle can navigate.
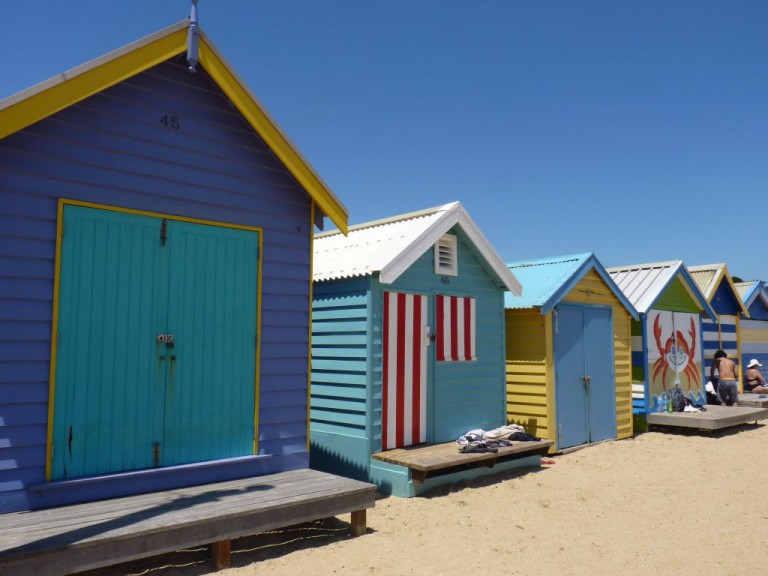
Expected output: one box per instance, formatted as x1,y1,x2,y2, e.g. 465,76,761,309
670,385,686,412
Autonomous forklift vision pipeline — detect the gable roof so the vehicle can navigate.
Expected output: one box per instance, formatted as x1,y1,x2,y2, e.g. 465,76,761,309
0,20,348,233
687,263,749,317
736,280,768,313
313,201,522,294
607,260,716,320
504,253,637,318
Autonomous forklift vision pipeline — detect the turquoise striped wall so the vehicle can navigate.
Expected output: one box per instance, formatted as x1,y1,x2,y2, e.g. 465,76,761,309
309,225,508,492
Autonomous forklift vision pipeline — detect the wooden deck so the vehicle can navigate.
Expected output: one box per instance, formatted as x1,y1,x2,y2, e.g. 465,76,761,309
371,440,554,483
0,468,376,576
735,393,768,408
647,404,768,431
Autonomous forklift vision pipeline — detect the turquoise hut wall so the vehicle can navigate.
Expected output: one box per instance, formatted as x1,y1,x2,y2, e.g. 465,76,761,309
0,57,329,512
310,225,509,495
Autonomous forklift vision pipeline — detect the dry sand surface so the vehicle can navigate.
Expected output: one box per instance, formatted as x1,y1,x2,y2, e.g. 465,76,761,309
83,423,768,576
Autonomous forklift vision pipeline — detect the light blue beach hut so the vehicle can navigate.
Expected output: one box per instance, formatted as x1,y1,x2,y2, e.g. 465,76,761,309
310,202,541,497
607,261,716,421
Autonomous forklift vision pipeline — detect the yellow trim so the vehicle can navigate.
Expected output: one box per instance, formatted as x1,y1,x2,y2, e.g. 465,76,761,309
307,203,315,451
47,199,265,476
254,225,263,455
45,202,66,480
0,22,348,235
0,29,187,141
59,199,263,233
198,40,348,234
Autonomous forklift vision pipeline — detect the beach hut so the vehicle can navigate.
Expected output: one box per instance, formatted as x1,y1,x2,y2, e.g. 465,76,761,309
736,280,768,378
504,253,638,452
607,261,716,421
310,202,548,497
0,20,351,514
688,264,750,388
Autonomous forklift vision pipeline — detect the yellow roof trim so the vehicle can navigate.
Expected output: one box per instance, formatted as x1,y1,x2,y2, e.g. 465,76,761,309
198,34,347,233
0,21,348,234
0,23,188,141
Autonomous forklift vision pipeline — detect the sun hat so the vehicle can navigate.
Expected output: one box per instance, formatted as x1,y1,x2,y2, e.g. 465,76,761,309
747,359,763,369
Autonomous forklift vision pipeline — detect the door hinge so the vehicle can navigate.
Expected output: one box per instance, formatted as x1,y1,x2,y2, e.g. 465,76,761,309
160,219,167,246
153,442,161,467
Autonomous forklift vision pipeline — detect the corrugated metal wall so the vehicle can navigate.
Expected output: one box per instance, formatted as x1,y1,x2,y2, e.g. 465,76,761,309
0,57,314,511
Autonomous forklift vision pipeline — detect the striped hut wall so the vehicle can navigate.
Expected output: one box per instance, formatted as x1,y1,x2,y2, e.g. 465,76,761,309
703,315,740,384
741,318,768,382
562,269,634,439
505,308,551,440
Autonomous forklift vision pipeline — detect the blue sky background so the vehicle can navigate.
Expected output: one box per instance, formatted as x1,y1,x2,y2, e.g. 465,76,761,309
3,1,767,281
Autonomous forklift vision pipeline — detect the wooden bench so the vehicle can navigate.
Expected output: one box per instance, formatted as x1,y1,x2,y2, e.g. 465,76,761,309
371,439,554,484
736,393,768,408
0,468,376,576
646,404,768,431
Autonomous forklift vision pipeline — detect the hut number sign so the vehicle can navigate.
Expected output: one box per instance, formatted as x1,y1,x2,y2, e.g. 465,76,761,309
159,115,181,130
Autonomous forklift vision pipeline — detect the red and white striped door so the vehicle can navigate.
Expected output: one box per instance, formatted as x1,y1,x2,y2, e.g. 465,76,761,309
382,291,429,450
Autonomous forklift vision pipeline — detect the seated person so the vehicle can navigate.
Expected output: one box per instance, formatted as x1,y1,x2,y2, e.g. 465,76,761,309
744,359,768,393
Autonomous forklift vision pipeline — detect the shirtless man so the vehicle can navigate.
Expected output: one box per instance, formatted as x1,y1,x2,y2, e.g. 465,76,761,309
744,359,768,393
711,349,739,406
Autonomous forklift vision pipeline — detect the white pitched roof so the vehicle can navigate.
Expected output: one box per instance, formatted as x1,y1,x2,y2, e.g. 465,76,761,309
313,201,522,294
606,259,716,321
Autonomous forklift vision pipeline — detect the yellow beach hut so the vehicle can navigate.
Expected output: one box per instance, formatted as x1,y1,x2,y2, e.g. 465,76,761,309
504,253,638,452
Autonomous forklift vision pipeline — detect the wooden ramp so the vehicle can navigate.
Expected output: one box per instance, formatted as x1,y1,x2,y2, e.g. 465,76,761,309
0,469,376,576
372,440,553,484
647,404,768,431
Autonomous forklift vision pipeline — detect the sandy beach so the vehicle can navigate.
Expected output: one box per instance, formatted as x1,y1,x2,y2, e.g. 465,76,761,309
82,422,768,576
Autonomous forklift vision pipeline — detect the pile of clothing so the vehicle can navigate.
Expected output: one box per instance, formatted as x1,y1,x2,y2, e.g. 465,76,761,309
456,424,541,454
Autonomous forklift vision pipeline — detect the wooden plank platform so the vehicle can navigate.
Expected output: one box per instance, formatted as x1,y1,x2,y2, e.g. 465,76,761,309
647,404,768,430
735,393,768,408
0,468,376,576
371,440,554,483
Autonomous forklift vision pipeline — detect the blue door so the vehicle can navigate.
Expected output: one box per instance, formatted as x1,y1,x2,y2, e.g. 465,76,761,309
554,304,615,449
52,205,259,479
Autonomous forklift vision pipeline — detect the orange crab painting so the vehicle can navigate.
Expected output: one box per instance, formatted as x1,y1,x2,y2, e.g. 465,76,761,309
652,314,700,392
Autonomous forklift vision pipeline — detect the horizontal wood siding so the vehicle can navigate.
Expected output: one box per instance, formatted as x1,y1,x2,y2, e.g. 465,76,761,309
563,270,633,439
741,319,768,380
0,57,315,511
310,278,371,438
388,228,508,444
505,308,551,439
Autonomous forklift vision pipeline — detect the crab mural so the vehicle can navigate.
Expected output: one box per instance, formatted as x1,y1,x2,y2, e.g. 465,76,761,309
651,313,700,392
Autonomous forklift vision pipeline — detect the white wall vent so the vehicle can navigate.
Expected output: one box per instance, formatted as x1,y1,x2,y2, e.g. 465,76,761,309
434,234,458,276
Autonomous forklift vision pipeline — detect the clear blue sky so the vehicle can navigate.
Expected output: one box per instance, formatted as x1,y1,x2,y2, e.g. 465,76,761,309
3,1,767,281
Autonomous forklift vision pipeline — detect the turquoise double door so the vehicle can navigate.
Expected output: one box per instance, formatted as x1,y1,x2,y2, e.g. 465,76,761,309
554,304,616,449
51,205,259,480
